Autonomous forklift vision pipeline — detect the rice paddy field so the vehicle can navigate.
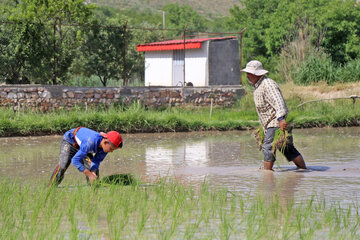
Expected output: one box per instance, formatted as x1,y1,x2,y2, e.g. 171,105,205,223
0,82,359,239
1,127,360,239
1,179,359,240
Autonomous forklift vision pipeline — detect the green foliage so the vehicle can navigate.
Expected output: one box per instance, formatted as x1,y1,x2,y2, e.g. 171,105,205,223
318,0,360,64
294,57,360,85
162,3,207,34
70,5,163,87
0,0,94,84
226,0,360,80
338,59,360,83
0,20,24,83
278,23,326,83
120,7,163,28
1,0,360,86
91,0,236,19
75,18,127,86
294,54,337,85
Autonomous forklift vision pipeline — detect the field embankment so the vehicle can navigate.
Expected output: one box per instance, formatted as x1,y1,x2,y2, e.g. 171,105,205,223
0,83,359,137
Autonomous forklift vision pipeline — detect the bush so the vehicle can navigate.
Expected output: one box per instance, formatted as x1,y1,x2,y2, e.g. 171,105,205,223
294,55,338,85
294,56,360,85
337,59,360,83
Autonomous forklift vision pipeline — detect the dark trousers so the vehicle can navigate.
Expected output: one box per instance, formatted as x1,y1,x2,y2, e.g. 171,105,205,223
262,127,301,162
49,140,98,186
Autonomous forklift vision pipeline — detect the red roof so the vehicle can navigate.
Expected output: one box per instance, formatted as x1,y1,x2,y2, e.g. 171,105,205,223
137,36,237,52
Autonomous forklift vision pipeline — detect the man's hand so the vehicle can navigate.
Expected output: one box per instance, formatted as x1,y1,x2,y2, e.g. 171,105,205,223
83,169,98,184
279,119,287,131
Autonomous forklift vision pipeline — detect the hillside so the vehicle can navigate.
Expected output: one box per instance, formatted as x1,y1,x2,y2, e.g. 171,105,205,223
90,0,241,18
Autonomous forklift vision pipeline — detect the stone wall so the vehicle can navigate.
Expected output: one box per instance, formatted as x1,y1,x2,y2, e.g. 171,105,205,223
0,85,246,112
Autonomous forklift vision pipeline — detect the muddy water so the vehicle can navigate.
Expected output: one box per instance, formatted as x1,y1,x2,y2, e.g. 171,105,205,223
1,127,360,204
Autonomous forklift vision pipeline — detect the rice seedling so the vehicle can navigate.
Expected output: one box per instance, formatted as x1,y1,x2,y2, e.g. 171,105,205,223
1,176,360,239
253,126,291,161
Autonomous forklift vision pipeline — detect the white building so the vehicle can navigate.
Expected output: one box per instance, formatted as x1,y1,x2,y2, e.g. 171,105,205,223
137,36,240,87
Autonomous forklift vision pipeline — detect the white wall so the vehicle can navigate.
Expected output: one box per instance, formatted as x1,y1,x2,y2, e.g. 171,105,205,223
144,41,209,86
145,51,173,86
185,41,209,86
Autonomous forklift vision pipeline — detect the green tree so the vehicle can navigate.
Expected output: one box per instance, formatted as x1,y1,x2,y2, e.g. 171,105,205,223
74,18,128,87
122,7,163,28
224,2,276,67
162,3,207,36
71,6,164,87
128,27,163,85
318,0,360,63
0,20,47,84
5,0,93,84
225,0,360,68
0,2,30,83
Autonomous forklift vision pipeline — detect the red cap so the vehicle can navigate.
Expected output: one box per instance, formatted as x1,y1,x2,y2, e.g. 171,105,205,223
100,131,123,148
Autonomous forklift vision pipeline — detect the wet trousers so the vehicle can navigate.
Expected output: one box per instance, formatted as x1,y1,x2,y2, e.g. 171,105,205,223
49,140,98,186
262,127,301,162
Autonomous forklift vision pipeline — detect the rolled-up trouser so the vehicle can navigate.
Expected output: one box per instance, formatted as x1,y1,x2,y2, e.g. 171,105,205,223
49,139,97,186
262,127,301,162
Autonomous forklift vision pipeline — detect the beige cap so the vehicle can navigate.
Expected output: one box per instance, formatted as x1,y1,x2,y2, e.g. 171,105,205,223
241,60,268,76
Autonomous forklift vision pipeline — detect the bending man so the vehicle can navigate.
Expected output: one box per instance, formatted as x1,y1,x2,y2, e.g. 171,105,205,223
49,127,123,186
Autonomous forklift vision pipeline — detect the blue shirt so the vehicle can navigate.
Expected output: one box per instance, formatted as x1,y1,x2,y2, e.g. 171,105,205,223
63,127,107,172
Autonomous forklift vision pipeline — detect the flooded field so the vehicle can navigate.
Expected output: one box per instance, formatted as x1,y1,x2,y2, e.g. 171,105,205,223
1,127,360,239
1,127,360,205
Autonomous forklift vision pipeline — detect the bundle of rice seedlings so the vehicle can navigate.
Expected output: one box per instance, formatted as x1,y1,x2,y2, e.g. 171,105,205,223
253,126,291,155
272,129,291,155
253,126,265,151
100,173,137,186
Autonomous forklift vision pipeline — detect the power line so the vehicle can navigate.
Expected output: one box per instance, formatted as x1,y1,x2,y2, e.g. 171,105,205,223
0,19,245,36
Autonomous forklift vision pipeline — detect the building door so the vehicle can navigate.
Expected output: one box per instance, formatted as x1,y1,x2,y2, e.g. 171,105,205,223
173,50,184,86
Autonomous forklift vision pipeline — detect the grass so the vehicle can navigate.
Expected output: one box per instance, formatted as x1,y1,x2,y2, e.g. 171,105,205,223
294,57,360,85
0,179,359,239
0,83,359,137
0,98,259,137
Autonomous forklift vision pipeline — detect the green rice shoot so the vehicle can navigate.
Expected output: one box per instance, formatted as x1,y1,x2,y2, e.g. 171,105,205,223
1,179,359,239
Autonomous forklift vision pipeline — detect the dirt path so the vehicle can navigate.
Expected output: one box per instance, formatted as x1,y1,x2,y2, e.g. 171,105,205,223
283,82,360,100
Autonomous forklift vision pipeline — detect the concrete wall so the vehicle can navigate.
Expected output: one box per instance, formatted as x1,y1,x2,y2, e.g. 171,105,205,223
0,85,246,112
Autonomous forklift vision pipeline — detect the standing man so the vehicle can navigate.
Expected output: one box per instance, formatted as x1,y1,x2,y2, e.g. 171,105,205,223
241,60,306,170
49,127,123,186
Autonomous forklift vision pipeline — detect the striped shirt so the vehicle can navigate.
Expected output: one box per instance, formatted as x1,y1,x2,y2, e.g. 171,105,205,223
253,76,288,130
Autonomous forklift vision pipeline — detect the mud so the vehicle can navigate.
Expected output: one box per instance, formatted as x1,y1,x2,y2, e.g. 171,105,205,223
1,127,360,205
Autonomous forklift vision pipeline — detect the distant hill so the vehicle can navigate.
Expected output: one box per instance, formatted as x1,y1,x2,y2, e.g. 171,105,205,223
90,0,242,18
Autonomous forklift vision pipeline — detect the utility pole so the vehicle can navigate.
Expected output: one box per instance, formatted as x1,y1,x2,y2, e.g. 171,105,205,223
123,21,128,86
158,10,165,29
183,25,188,86
238,28,247,85
52,17,58,85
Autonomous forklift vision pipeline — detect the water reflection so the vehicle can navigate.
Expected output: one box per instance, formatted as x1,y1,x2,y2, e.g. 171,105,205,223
260,171,304,208
1,127,360,204
145,142,209,176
